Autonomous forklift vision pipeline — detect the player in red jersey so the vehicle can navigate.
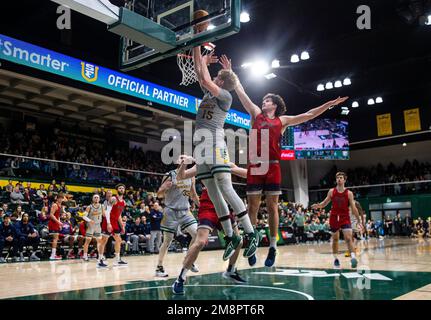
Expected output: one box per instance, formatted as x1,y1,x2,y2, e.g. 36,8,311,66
220,55,348,267
312,172,365,269
172,156,248,295
48,193,65,260
101,184,128,267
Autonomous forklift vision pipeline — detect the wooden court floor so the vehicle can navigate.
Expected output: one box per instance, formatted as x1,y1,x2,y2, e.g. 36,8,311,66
1,238,431,300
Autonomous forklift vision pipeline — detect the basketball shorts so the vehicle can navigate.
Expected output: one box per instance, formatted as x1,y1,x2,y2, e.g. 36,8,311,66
161,207,197,234
48,221,60,234
247,162,282,196
198,206,236,232
86,223,102,238
101,218,122,236
329,214,352,233
196,145,231,181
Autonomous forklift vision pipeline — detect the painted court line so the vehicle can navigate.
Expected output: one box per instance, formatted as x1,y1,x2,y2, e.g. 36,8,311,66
105,284,315,300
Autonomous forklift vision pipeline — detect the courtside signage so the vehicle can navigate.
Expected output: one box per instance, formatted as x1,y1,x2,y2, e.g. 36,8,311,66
0,34,250,129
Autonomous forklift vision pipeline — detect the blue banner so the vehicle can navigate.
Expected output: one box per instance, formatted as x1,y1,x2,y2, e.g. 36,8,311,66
0,34,251,129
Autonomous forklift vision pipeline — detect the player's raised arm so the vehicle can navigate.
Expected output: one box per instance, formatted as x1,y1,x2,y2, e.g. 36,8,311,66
197,51,222,97
311,189,333,210
157,175,173,199
280,97,349,127
219,55,261,120
177,155,197,180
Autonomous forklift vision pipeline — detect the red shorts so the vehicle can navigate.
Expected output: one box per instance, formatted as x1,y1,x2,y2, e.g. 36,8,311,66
101,217,121,236
48,221,60,234
329,214,351,233
247,162,282,196
198,207,235,231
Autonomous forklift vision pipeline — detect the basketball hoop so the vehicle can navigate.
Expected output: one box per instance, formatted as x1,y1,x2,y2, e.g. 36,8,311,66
177,42,216,86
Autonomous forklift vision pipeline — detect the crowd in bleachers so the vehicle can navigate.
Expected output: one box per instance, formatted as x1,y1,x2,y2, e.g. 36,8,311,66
318,160,431,195
0,180,175,262
0,123,169,189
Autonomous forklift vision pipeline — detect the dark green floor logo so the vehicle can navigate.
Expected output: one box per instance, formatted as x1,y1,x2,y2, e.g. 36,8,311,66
13,267,431,300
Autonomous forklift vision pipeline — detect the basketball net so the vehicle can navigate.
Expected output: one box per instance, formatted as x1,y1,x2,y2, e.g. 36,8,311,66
177,42,216,86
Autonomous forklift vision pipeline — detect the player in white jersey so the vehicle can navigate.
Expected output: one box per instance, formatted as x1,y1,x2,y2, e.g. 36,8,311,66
155,157,200,277
82,194,107,268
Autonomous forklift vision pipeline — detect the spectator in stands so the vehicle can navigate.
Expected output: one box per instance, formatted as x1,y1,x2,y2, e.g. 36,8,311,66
49,180,59,193
0,215,20,263
59,212,77,259
10,186,26,204
393,211,402,236
141,215,151,239
130,217,149,254
5,180,14,193
23,188,35,206
36,184,47,200
294,207,306,243
17,213,40,261
148,202,163,254
59,181,68,193
12,205,24,222
125,192,135,209
1,203,11,216
64,194,78,214
26,182,36,198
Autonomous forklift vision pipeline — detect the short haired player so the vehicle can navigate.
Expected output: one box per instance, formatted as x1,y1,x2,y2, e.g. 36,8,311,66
312,172,365,268
192,43,258,262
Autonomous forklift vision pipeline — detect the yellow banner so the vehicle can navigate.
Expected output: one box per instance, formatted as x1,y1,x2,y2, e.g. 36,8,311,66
376,113,392,137
404,108,421,132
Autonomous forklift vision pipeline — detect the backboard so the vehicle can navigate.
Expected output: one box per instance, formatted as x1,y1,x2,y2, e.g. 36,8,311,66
115,0,241,71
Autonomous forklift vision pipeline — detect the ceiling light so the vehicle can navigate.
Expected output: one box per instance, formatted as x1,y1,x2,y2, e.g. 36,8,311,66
300,51,310,60
341,109,350,115
343,78,352,86
352,101,359,108
240,12,250,23
271,59,280,68
368,98,375,105
317,84,325,91
325,82,334,90
251,60,270,76
291,54,300,63
376,97,383,104
426,15,431,25
334,80,342,88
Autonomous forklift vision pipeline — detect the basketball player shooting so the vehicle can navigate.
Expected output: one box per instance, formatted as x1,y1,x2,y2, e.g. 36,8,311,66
192,34,259,262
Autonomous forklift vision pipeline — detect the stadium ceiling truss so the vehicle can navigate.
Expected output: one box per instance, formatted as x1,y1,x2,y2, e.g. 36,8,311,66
0,69,189,140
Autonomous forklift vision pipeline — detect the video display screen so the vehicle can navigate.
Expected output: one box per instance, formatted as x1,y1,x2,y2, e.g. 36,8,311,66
280,119,349,160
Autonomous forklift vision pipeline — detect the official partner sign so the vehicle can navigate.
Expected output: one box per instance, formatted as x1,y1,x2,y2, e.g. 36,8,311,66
0,34,250,129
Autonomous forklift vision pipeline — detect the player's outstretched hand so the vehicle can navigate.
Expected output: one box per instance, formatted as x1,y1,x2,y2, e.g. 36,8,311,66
203,52,219,66
329,96,349,108
219,54,232,70
311,203,320,210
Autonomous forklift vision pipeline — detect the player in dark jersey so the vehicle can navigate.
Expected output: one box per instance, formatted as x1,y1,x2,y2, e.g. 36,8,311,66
101,184,128,267
172,156,248,295
312,172,365,269
220,55,348,267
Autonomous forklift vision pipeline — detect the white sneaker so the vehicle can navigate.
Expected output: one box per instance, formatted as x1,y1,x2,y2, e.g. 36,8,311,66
191,264,199,273
155,266,168,277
